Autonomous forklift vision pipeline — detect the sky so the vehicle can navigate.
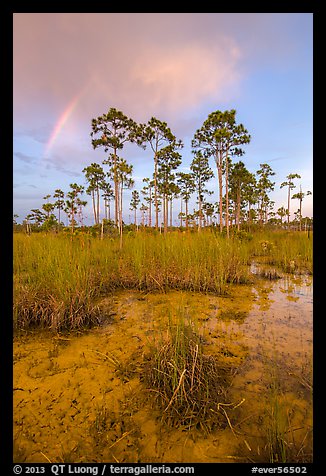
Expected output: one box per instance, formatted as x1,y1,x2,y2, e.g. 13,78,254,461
13,13,313,225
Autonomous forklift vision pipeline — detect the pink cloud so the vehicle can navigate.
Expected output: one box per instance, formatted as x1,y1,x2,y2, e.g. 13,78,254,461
130,41,242,114
13,14,244,125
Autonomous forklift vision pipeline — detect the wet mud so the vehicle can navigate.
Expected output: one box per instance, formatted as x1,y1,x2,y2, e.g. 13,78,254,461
14,265,313,463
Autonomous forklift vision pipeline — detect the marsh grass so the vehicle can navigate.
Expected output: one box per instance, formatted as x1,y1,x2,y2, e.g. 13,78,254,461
261,352,313,463
266,365,288,463
143,308,236,432
13,231,251,331
13,229,312,331
250,231,313,274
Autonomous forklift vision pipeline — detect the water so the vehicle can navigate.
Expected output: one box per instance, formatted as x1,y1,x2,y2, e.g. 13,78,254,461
13,268,313,463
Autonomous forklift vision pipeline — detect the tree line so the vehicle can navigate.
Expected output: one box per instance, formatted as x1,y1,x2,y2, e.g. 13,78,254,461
15,108,312,235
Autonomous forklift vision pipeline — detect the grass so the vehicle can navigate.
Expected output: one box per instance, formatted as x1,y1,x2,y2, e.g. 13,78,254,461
13,229,312,331
260,349,313,463
266,362,288,463
249,230,313,274
143,307,237,432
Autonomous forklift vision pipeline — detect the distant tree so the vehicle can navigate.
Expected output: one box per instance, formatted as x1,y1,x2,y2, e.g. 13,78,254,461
202,201,215,226
83,162,106,225
242,174,258,230
277,206,288,227
192,109,250,236
53,189,65,228
168,182,180,228
130,190,140,226
190,151,214,230
115,157,134,246
177,172,195,230
142,177,154,227
101,181,114,221
42,202,55,221
41,194,55,222
292,186,312,231
256,163,275,225
76,198,87,227
65,183,85,233
228,160,253,231
29,208,46,227
157,143,182,234
143,117,183,229
42,214,59,232
280,173,301,229
139,202,148,226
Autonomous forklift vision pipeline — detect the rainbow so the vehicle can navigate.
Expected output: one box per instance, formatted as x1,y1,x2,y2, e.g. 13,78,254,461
44,89,84,157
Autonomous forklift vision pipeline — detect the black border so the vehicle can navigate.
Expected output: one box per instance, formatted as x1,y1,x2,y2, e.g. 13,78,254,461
6,6,320,475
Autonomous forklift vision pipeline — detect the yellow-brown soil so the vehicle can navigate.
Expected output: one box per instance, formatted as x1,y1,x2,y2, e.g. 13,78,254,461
14,273,313,463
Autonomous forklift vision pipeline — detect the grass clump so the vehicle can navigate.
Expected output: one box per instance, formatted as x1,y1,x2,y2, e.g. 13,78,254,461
260,351,313,463
13,234,103,332
144,311,236,432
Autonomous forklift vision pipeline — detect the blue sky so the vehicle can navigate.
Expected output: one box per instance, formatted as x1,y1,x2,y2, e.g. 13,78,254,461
13,13,313,225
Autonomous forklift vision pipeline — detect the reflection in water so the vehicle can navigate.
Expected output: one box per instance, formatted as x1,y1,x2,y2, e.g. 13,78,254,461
200,268,313,462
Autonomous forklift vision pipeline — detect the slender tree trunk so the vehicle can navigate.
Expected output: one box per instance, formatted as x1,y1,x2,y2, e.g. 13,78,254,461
225,153,230,238
216,153,223,232
149,185,152,228
185,199,189,230
248,202,252,232
154,147,158,229
114,143,119,227
287,186,290,227
180,197,183,228
96,186,100,225
170,198,173,228
236,186,241,231
163,193,168,234
91,190,97,225
119,181,123,248
71,206,75,233
198,192,202,232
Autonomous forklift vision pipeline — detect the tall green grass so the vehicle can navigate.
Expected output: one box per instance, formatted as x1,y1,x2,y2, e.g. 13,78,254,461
13,229,312,331
249,230,313,274
14,234,105,331
143,304,234,431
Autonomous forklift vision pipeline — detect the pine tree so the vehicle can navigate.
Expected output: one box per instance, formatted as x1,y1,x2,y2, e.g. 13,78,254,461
190,151,214,230
192,109,250,236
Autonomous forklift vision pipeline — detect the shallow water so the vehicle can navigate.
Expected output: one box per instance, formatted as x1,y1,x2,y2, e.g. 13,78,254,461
13,267,313,463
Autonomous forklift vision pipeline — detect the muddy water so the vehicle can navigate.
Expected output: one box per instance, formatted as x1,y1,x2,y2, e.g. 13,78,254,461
13,267,313,463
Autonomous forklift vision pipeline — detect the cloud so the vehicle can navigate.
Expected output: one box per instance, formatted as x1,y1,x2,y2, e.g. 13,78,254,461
14,151,37,164
13,13,244,126
128,41,241,115
43,157,82,177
